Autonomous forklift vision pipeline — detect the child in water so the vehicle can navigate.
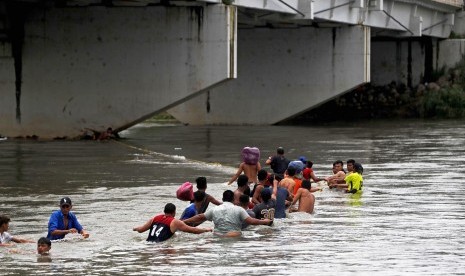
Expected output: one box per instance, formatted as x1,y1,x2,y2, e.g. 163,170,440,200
37,237,51,255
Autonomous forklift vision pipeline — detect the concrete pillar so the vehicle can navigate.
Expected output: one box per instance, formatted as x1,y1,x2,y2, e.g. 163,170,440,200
168,25,370,125
0,5,236,138
371,39,428,86
434,39,465,70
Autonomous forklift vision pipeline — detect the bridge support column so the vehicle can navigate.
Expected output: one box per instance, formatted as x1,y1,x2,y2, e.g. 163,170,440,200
169,25,370,125
0,5,236,138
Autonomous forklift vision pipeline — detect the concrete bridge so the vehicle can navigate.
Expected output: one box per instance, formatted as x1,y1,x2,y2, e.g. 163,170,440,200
0,0,464,138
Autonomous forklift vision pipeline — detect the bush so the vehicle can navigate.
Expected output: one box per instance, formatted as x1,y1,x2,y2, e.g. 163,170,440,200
419,86,465,118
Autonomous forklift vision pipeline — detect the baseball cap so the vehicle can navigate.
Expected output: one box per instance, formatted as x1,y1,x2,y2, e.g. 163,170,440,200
60,197,72,206
299,156,307,163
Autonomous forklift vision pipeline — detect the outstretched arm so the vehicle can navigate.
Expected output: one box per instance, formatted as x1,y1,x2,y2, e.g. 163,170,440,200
265,157,272,165
291,189,302,206
244,216,272,226
183,213,207,226
252,185,263,204
310,171,321,182
207,195,223,206
133,218,152,233
79,229,90,238
11,237,34,243
227,163,244,185
172,219,212,234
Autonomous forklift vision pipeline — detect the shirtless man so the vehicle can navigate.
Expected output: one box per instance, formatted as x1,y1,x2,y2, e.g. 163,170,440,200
228,158,261,186
252,169,270,204
325,160,346,186
233,175,250,205
194,177,222,214
289,180,315,213
279,167,296,199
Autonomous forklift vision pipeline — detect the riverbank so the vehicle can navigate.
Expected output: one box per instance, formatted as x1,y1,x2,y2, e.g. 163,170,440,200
286,59,465,124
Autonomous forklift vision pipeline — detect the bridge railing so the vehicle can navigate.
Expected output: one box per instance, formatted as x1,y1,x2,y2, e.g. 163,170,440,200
432,0,464,7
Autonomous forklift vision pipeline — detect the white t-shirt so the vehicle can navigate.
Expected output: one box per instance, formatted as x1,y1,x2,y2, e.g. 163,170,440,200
204,202,249,234
0,231,13,244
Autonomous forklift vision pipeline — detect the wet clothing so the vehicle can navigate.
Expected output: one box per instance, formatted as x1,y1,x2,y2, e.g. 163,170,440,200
242,209,256,230
195,193,214,214
345,172,363,193
269,155,290,174
292,177,303,195
180,203,198,221
0,231,13,244
47,210,84,240
146,215,175,243
302,167,314,180
204,202,249,235
253,199,276,220
275,187,289,219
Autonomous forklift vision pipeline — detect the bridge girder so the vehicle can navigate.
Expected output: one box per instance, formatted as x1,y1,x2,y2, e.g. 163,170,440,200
5,0,463,38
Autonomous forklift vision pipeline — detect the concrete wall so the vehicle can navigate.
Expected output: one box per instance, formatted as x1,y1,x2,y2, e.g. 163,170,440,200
371,39,426,86
169,25,370,125
371,38,465,87
434,39,465,69
0,5,235,138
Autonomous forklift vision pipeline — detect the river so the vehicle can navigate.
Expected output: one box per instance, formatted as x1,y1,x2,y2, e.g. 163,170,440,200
1,119,464,275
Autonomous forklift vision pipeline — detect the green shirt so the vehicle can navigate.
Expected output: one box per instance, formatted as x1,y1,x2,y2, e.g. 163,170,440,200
344,172,363,193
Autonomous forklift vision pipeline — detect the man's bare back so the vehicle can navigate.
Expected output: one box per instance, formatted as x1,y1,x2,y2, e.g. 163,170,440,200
227,162,261,185
297,189,315,213
280,177,296,196
241,163,260,183
290,187,315,213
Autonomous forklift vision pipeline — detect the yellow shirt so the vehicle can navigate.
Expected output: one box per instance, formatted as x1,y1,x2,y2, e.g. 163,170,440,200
344,172,363,193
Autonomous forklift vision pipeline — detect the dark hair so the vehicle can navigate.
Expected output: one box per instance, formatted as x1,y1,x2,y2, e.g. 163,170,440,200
237,175,249,187
164,203,176,214
347,159,356,166
277,147,284,155
286,167,296,177
239,194,250,206
354,163,364,174
193,191,206,202
261,188,272,202
222,190,235,202
0,215,10,226
302,180,311,190
37,237,51,247
335,160,344,166
306,161,313,168
196,177,207,190
257,169,268,181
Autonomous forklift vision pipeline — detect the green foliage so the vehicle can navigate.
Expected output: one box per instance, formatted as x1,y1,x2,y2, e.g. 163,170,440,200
419,86,465,118
449,31,465,39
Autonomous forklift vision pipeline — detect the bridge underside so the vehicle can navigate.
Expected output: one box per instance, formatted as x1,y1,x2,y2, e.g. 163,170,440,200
0,4,236,138
169,25,370,125
0,0,464,137
168,0,463,125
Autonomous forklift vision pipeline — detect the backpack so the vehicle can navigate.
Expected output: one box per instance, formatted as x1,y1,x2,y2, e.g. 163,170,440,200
241,147,260,165
176,182,194,201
